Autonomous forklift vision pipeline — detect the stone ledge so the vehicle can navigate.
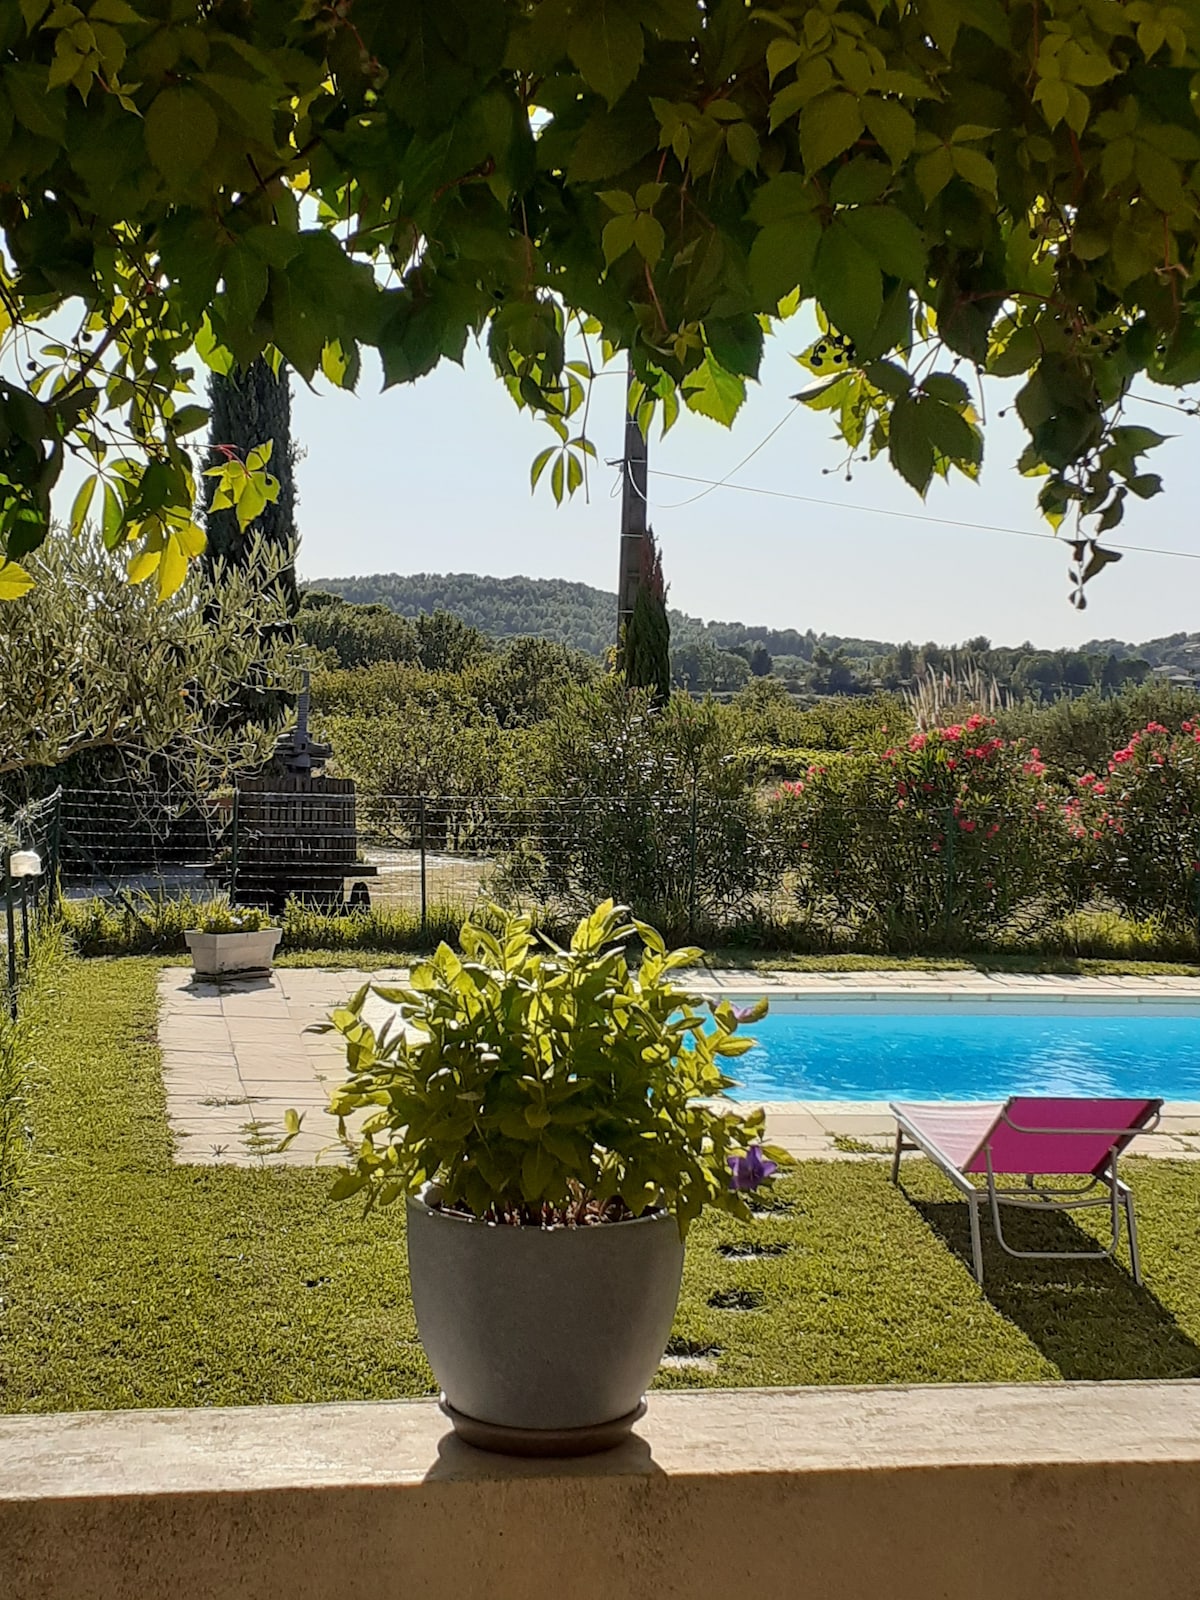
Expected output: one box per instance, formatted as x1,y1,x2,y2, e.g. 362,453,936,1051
4,1383,1200,1598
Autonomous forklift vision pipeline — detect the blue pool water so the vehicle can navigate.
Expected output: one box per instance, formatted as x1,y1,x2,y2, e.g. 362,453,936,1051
723,1008,1200,1102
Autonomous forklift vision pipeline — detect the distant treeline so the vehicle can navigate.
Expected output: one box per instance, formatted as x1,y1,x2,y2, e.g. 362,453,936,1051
300,575,1192,701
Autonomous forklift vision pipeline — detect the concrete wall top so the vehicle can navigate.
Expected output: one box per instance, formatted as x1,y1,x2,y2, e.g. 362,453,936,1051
4,1381,1200,1497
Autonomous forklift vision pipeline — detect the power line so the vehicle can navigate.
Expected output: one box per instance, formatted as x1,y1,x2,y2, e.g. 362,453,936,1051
608,401,802,507
643,403,802,509
640,468,1200,564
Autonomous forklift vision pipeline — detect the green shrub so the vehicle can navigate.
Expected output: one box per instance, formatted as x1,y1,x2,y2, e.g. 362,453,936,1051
499,682,767,928
63,892,481,957
63,891,273,953
300,901,782,1231
731,682,909,752
997,683,1200,781
62,891,212,956
1044,909,1199,963
278,900,470,952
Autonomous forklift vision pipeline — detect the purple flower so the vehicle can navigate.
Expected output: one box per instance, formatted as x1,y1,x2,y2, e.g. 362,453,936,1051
728,1145,778,1193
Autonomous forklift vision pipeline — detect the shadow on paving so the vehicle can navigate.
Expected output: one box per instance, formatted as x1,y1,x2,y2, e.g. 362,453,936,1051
909,1195,1200,1381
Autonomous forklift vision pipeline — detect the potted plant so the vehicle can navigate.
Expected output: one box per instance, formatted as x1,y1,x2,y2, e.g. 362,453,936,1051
184,900,282,977
292,899,783,1456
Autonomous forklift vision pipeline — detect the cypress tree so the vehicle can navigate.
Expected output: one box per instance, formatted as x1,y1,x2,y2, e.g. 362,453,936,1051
622,527,670,707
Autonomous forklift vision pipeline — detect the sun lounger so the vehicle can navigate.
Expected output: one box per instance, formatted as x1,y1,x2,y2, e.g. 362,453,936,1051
889,1096,1162,1285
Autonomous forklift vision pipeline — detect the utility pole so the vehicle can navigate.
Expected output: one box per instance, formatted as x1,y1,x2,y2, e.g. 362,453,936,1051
616,360,648,663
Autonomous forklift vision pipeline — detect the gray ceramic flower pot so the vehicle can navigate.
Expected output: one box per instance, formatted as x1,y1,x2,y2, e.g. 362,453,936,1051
406,1193,685,1454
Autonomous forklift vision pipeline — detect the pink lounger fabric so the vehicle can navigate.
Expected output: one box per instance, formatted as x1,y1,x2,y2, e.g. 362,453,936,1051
892,1097,1159,1175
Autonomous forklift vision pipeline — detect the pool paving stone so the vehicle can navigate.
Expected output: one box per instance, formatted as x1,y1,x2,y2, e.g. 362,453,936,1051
156,966,1200,1169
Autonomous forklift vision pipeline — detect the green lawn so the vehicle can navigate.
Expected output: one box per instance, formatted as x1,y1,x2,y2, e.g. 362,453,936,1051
2,954,1200,1413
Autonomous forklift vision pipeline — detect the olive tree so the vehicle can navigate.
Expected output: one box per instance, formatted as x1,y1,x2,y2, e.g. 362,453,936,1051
0,529,299,785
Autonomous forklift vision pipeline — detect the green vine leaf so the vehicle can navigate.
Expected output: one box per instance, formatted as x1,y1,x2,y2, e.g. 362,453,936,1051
144,87,218,190
568,1,643,109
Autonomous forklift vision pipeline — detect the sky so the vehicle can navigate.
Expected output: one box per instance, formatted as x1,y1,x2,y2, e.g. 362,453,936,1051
38,314,1200,651
285,332,1200,650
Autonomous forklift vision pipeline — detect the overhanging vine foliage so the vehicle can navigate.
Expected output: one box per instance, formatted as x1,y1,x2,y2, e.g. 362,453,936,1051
0,0,1197,603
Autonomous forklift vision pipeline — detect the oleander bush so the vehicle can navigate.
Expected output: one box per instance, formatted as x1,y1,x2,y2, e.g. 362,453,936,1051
767,715,1071,949
1070,720,1200,936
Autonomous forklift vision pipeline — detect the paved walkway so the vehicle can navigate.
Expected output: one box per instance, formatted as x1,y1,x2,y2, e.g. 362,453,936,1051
157,968,1200,1168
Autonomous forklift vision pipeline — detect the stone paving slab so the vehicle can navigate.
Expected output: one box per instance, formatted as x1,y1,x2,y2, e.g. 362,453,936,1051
157,967,1200,1169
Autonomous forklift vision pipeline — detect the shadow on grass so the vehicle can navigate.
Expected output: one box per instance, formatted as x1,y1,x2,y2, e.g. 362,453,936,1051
910,1195,1200,1381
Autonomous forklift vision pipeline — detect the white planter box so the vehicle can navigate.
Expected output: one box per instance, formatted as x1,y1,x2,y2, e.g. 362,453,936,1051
184,929,282,977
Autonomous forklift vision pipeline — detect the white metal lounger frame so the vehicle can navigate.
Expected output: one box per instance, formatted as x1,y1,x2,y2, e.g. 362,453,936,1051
889,1103,1162,1286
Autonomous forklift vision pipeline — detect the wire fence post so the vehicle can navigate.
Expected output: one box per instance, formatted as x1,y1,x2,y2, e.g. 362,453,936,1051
688,773,699,941
229,790,240,904
4,872,16,1021
47,787,63,912
942,803,956,946
419,795,428,938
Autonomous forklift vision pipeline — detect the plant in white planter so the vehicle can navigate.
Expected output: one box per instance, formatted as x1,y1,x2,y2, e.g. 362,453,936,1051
184,901,282,978
295,899,783,1455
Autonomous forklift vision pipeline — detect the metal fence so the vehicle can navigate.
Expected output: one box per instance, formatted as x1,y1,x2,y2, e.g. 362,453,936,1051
57,788,722,923
49,786,1092,947
1,790,63,1019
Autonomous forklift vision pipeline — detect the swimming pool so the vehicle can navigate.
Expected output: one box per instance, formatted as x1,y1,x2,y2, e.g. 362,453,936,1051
722,1001,1200,1103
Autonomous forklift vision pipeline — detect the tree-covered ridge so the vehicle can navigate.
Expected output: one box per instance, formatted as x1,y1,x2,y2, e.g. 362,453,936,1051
301,569,1186,697
305,570,890,656
306,573,623,657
